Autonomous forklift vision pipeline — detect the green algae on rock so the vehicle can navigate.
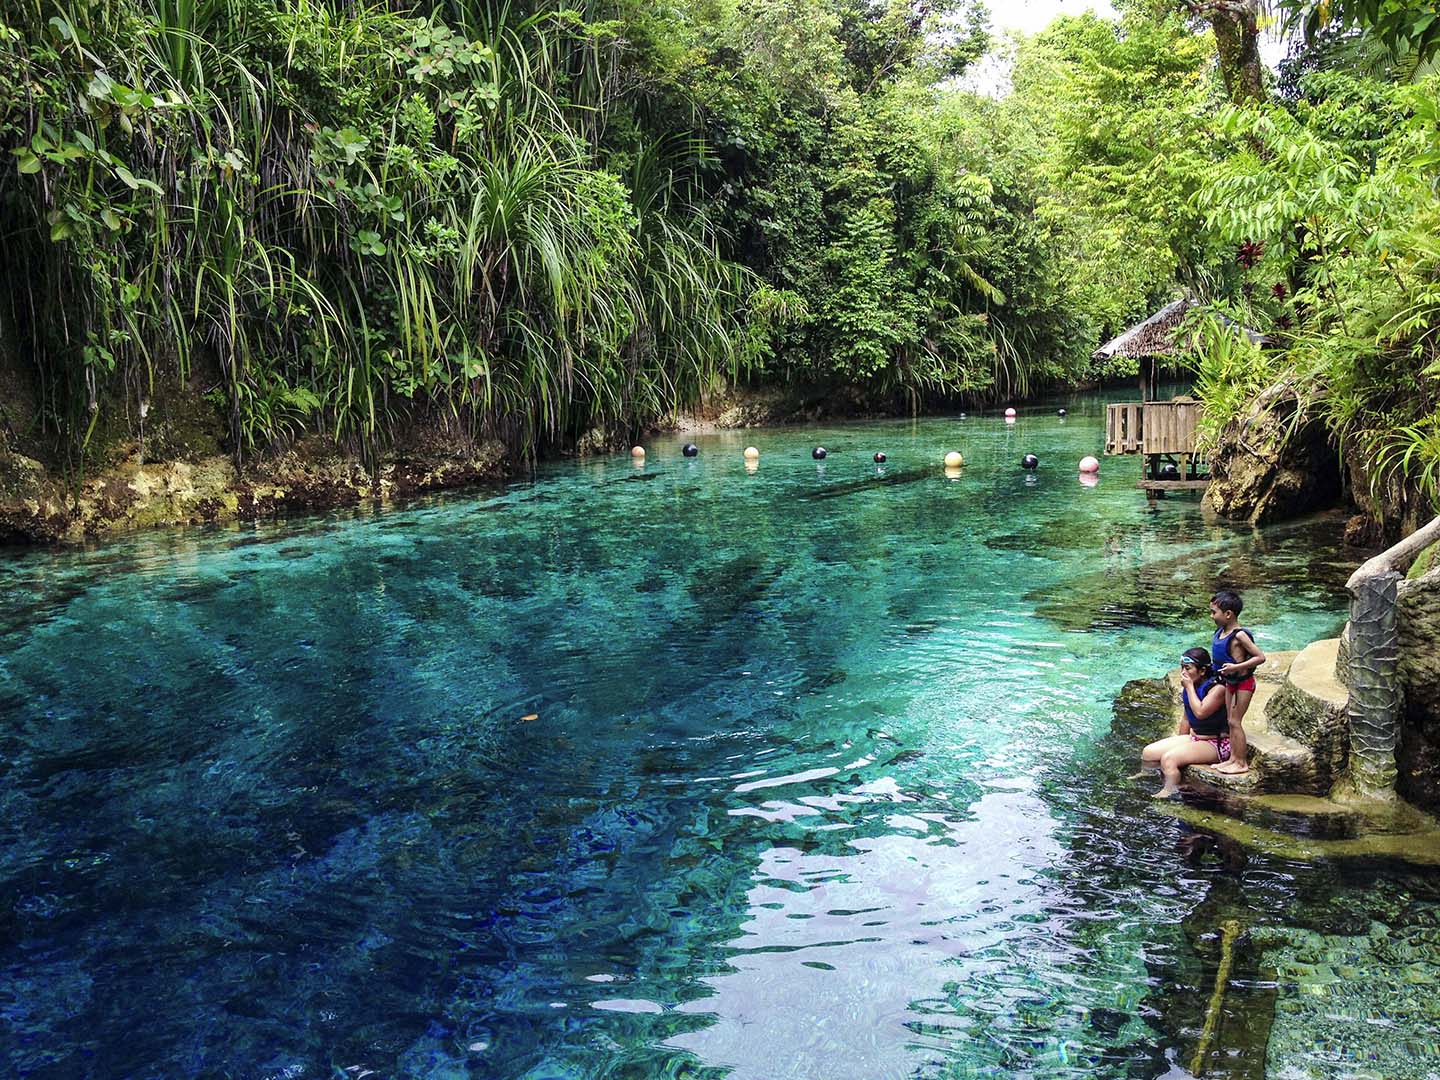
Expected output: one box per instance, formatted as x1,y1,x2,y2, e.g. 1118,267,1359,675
0,439,507,545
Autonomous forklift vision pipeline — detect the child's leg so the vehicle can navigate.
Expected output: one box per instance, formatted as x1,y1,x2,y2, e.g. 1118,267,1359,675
1214,689,1253,774
1154,738,1222,797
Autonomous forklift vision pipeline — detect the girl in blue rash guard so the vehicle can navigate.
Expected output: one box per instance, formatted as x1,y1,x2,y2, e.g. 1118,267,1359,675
1138,647,1231,798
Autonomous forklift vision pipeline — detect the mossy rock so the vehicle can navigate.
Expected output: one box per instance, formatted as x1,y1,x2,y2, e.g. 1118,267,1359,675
1407,540,1440,581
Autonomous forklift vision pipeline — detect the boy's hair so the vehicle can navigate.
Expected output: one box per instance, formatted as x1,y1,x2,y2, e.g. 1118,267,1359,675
1211,589,1244,616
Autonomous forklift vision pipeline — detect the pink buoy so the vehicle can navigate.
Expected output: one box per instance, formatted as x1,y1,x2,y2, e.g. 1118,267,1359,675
1004,407,1017,418
1078,456,1100,474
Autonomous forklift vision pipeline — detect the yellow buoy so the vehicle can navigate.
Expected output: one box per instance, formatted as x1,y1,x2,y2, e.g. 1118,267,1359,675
743,446,759,460
944,451,964,468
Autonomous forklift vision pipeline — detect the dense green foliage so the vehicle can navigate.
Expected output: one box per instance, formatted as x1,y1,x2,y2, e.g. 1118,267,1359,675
0,0,755,462
0,0,1231,466
1194,64,1440,518
2,0,1434,521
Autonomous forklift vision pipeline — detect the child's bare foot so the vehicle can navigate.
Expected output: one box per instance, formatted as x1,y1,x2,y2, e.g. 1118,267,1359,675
1151,786,1180,799
1213,760,1250,775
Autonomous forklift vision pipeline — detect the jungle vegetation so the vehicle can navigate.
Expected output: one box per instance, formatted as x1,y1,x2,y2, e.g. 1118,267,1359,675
0,0,1437,518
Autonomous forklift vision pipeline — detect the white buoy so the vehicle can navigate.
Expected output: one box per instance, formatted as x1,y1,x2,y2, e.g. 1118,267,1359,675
1004,407,1017,418
944,451,964,468
1079,455,1100,474
743,446,759,461
630,445,645,458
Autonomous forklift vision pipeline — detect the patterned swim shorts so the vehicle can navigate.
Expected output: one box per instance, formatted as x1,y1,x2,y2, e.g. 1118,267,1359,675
1191,733,1232,762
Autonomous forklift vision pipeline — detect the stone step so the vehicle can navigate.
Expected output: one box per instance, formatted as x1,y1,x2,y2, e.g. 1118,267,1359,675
1189,729,1317,794
1336,622,1352,690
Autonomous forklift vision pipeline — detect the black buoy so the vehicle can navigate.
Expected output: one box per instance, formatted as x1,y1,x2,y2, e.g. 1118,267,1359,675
873,452,887,464
812,446,828,460
1057,408,1068,418
1021,453,1039,470
1158,461,1180,481
683,443,698,457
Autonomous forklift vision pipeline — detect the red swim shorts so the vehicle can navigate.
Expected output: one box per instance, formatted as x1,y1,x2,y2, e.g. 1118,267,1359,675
1225,677,1257,694
1192,733,1232,762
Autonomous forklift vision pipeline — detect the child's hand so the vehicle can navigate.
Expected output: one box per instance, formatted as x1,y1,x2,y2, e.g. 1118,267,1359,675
1180,667,1195,686
1218,662,1238,676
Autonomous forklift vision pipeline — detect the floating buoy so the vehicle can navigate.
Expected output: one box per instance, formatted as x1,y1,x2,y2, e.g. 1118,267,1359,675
1021,454,1039,470
959,412,968,420
1057,408,1068,418
1079,455,1100,474
1159,461,1180,481
630,446,645,458
683,443,699,458
1005,407,1017,418
944,451,964,468
743,446,759,461
812,446,827,460
873,452,887,464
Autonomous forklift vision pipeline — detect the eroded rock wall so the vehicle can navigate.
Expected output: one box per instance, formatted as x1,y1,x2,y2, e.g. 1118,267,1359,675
0,439,507,546
1204,385,1341,525
1397,563,1440,811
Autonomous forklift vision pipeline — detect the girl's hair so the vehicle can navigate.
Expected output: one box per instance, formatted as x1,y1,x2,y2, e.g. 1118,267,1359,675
1182,646,1214,671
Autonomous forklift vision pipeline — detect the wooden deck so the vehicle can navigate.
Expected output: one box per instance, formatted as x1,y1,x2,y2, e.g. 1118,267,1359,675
1137,479,1211,492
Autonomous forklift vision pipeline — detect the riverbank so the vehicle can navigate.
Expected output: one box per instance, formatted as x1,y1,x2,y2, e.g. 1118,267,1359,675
0,438,507,546
0,381,1038,546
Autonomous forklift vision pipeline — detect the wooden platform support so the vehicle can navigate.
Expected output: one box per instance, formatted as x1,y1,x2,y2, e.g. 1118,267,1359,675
1105,399,1209,497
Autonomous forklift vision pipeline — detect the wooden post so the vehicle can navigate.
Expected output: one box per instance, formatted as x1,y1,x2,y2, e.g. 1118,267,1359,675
1140,357,1158,403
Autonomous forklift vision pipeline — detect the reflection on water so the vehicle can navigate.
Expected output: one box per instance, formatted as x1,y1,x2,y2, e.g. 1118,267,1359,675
0,400,1428,1079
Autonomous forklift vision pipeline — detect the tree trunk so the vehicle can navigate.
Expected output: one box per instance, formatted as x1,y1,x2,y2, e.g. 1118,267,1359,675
1187,1,1266,106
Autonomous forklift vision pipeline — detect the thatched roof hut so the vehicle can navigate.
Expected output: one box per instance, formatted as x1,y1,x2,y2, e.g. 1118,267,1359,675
1095,299,1266,402
1092,298,1265,362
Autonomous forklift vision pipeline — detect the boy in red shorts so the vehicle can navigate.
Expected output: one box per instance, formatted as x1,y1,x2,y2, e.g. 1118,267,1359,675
1209,589,1266,775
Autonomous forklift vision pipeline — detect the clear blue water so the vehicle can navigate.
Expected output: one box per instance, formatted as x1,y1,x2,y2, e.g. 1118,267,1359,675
0,398,1433,1079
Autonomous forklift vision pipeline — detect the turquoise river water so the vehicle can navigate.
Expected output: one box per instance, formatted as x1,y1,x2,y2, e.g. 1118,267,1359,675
2,397,1438,1079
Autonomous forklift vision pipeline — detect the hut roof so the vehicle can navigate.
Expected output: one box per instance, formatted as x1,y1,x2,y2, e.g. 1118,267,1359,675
1091,299,1266,360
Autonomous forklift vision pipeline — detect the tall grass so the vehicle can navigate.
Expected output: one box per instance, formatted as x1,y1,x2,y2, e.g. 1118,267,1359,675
0,0,751,466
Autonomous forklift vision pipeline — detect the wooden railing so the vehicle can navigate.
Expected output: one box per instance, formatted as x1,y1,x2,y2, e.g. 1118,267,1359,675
1105,400,1201,456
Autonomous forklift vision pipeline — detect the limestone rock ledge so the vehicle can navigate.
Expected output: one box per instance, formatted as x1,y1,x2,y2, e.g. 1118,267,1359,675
0,440,507,546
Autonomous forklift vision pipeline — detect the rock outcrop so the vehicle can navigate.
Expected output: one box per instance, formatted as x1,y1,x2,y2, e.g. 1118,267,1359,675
1397,562,1440,810
1204,381,1341,525
0,438,507,546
